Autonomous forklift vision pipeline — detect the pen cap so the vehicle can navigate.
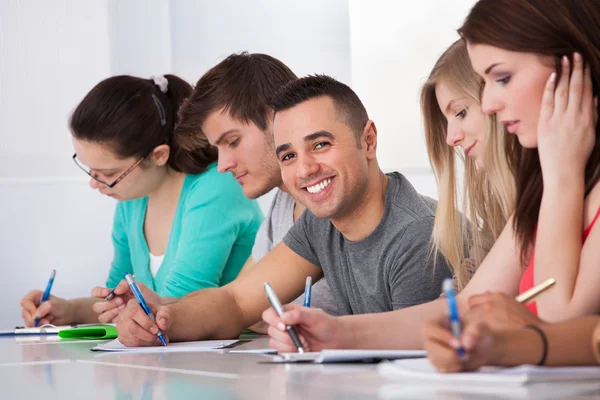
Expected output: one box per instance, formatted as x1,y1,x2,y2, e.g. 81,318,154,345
264,282,285,315
442,278,454,294
125,273,135,285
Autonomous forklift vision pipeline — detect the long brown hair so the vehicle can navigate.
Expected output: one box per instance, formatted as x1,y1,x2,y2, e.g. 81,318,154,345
422,40,516,290
459,0,600,262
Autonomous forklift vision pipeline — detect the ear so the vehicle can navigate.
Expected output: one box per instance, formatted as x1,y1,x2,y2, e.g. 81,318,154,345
361,120,378,160
150,144,170,167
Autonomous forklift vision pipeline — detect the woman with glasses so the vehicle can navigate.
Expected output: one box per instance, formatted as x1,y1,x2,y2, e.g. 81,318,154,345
20,74,264,327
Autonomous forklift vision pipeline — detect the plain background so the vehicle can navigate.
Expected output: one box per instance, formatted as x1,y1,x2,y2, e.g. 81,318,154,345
0,0,477,325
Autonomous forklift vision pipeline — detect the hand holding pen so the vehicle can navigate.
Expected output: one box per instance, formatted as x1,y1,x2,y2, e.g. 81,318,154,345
91,276,162,324
423,277,556,372
35,270,56,327
20,270,73,327
124,273,167,346
264,282,305,353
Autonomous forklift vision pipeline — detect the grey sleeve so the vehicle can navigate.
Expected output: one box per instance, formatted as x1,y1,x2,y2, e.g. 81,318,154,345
389,216,452,309
251,217,271,263
282,211,321,267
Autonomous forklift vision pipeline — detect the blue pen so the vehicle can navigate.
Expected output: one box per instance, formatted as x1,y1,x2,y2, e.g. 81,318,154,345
124,273,167,346
105,274,135,301
442,278,464,358
303,276,312,307
35,270,56,327
104,289,116,301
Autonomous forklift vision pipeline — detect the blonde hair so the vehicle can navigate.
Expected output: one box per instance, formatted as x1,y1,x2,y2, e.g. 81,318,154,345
421,40,515,290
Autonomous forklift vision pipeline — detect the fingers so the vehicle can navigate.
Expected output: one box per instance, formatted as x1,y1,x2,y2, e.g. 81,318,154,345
539,71,557,122
422,317,460,350
20,290,43,314
35,300,53,321
268,336,297,354
22,309,35,327
554,55,571,112
424,328,464,373
113,279,131,296
93,296,125,313
116,300,161,346
568,52,584,111
267,325,295,348
91,287,111,299
461,322,486,351
97,306,122,324
262,307,285,331
155,307,171,331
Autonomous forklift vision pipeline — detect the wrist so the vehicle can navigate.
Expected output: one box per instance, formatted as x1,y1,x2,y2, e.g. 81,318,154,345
64,299,78,324
543,168,585,192
337,316,357,349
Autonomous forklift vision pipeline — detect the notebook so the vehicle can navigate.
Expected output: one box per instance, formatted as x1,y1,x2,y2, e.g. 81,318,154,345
270,349,426,364
378,358,600,385
92,338,239,353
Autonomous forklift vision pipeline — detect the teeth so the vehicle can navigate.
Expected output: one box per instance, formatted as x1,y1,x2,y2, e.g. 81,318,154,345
306,178,332,194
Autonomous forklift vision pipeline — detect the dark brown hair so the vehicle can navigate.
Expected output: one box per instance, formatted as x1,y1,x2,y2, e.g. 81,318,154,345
269,74,369,145
459,0,600,261
174,52,297,153
70,74,217,174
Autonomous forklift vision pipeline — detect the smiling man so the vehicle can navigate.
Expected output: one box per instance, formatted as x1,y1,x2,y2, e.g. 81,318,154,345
115,75,451,346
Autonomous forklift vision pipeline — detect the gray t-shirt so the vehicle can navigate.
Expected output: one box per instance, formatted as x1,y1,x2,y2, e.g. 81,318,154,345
252,189,340,316
283,172,451,315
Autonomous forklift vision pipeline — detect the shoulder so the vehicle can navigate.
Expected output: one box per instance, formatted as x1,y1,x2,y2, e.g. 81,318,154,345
183,168,261,218
185,164,240,194
386,172,438,220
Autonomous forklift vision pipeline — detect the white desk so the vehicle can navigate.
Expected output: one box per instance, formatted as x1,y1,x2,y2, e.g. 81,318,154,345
1,335,600,399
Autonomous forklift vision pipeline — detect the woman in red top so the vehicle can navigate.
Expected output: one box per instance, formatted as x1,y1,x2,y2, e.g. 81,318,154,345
261,0,600,361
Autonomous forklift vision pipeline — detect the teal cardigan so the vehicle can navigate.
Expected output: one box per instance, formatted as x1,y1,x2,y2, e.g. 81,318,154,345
106,164,264,297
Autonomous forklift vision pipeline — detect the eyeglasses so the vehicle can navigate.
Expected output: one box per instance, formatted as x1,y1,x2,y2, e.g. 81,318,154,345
72,153,146,188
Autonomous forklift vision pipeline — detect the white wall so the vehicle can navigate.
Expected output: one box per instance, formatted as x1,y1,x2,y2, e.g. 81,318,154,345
0,0,351,326
349,0,477,171
0,0,472,326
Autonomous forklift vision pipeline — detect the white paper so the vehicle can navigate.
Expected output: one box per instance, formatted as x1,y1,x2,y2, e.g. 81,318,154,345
92,338,238,353
228,348,278,354
378,358,600,385
273,349,426,364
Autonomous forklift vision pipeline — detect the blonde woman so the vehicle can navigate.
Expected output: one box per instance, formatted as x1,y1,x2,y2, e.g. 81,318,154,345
422,39,515,291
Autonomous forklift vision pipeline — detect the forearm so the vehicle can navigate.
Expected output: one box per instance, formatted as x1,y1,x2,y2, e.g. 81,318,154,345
534,179,585,320
342,299,446,350
165,288,247,342
493,316,600,366
70,297,103,324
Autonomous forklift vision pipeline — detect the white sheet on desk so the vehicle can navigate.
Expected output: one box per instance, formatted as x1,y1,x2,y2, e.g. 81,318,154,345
228,348,277,354
378,358,600,385
92,338,238,352
274,349,426,363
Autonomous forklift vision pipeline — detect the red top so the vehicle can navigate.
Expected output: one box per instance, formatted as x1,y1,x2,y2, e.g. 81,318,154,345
519,205,600,314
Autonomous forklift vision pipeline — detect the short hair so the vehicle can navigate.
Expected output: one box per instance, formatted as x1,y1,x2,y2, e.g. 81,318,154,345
269,75,369,144
174,52,297,153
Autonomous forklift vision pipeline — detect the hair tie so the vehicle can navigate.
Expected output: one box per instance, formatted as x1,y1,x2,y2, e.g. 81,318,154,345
151,75,168,93
525,324,548,366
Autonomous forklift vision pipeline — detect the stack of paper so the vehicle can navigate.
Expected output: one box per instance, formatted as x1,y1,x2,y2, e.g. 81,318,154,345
271,349,426,364
92,338,239,353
